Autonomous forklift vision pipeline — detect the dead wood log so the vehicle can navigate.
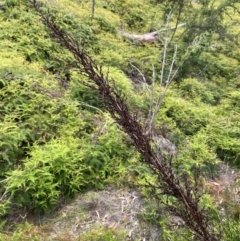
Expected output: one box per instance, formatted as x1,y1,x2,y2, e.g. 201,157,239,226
119,23,186,42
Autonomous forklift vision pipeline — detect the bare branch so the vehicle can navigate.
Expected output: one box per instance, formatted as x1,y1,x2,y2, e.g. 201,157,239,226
129,62,149,89
146,12,179,134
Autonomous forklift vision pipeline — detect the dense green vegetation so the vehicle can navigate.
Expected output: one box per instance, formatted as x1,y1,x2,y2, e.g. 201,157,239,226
0,0,240,240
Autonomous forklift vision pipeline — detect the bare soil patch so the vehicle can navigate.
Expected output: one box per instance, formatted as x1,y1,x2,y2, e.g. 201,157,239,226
40,187,161,240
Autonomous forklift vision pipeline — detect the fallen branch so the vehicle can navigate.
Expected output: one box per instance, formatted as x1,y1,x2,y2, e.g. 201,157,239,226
119,23,186,42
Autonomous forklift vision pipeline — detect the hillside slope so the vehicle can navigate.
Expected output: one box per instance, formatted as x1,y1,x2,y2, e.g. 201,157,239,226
0,0,240,240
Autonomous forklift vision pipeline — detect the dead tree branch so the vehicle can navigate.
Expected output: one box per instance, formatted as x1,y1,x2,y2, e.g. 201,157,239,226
119,23,186,43
146,11,179,134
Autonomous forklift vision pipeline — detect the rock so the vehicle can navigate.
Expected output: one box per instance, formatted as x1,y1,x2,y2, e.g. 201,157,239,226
152,135,177,157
